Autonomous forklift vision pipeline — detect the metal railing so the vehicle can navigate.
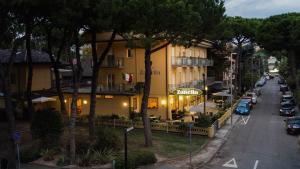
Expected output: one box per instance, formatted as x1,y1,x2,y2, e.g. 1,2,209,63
168,80,203,91
101,57,124,68
98,83,136,93
172,57,214,67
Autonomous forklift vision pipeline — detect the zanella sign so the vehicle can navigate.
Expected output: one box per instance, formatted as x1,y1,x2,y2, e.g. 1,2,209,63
175,88,202,95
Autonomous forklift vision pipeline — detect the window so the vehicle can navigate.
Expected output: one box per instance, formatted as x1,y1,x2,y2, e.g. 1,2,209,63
147,97,158,109
127,48,135,58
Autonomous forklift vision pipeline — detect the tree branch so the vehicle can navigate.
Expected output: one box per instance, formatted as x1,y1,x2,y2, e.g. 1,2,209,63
97,31,117,66
150,41,170,54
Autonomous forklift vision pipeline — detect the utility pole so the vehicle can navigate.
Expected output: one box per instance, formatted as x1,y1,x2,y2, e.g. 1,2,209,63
230,53,237,125
202,73,206,114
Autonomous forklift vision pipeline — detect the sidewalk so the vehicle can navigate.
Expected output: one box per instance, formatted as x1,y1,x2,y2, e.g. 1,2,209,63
140,114,240,169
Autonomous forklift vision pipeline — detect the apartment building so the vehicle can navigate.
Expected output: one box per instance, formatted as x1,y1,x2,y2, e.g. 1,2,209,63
62,33,213,120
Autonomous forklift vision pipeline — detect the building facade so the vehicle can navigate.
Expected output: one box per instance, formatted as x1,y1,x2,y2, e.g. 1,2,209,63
63,34,213,120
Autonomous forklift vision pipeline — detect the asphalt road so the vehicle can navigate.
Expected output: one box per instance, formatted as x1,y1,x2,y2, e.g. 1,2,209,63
200,78,300,169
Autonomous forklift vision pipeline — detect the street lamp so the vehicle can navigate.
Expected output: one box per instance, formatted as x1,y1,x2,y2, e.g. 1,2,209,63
202,73,206,114
230,53,237,125
124,126,134,169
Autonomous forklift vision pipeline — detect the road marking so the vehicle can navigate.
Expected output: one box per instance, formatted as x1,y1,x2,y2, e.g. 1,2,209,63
253,160,259,169
222,158,238,168
239,115,251,125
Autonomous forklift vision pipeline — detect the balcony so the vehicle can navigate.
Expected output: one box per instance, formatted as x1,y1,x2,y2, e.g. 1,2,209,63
97,83,136,94
171,57,214,67
101,57,124,68
168,80,204,92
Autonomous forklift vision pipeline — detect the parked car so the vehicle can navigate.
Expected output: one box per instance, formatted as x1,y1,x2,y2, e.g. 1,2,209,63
253,87,262,96
246,92,258,104
280,102,296,116
280,84,289,93
281,94,296,107
278,78,286,84
285,116,300,135
241,97,253,109
235,102,250,115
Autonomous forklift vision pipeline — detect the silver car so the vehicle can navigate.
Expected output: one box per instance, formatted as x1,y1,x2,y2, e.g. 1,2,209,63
246,92,258,104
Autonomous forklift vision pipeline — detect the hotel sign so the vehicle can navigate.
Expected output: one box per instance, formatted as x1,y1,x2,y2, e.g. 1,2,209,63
175,88,202,95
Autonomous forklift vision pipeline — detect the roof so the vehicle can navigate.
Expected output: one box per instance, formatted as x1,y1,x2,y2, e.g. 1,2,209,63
0,49,51,64
63,87,136,96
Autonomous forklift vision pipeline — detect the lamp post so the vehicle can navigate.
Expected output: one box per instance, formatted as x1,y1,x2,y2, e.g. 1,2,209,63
124,126,134,169
202,73,206,114
230,53,237,125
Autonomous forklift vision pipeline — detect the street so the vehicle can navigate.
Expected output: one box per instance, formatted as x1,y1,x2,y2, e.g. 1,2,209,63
200,78,300,169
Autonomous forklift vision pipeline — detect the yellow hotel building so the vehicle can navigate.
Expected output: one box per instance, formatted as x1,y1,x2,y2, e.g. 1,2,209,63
63,34,213,120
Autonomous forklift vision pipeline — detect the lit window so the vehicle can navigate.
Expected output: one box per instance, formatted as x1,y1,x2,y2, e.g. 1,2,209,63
148,97,158,109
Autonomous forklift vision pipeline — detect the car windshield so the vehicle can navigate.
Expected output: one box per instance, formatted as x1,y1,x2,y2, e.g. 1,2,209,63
238,104,247,108
282,104,292,108
287,119,300,124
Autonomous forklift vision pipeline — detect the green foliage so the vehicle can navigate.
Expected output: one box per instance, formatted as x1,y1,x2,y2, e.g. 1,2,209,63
212,111,225,122
78,149,94,167
20,145,41,163
56,155,70,167
91,148,115,165
94,126,121,151
195,114,212,127
40,149,56,161
115,150,157,169
257,13,300,51
31,108,63,149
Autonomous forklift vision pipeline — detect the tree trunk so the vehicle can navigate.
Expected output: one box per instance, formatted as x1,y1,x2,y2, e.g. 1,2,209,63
141,47,153,147
69,30,82,164
0,42,20,169
89,31,116,139
25,24,34,121
289,50,300,90
54,66,68,116
46,30,68,118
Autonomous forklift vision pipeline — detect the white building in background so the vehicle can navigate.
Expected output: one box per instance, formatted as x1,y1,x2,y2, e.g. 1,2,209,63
267,56,277,71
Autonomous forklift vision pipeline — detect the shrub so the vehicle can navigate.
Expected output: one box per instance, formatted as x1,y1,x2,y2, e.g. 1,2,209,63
94,126,121,151
78,149,93,167
40,149,56,161
195,114,212,127
115,150,157,169
212,111,225,122
20,145,41,163
31,108,63,149
91,148,115,164
56,155,70,167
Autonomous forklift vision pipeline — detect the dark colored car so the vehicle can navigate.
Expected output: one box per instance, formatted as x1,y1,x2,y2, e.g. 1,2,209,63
281,94,296,107
278,78,286,84
280,102,296,116
285,117,300,135
280,84,289,93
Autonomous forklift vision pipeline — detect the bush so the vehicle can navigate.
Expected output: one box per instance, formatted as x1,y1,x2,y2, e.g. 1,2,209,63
212,111,225,122
56,155,70,167
91,148,115,164
195,114,212,127
31,108,63,149
94,126,121,151
20,145,41,163
115,150,157,169
40,149,56,161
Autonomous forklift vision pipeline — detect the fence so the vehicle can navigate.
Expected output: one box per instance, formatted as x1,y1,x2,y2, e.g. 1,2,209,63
217,101,239,129
96,119,214,137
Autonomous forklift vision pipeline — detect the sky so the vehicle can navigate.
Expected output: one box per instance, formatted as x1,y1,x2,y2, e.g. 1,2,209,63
225,0,300,18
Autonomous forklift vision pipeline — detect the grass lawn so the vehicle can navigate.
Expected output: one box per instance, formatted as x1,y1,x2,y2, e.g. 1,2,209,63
78,126,208,159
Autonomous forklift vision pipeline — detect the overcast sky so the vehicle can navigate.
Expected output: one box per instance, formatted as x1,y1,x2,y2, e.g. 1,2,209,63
225,0,300,18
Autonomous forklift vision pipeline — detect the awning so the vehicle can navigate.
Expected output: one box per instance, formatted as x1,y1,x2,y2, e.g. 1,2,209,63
189,102,217,113
32,97,56,103
212,92,233,97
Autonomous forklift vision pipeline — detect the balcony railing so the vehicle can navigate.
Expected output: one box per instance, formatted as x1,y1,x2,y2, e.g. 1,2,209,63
101,57,124,68
97,83,136,93
168,80,204,92
172,57,214,67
